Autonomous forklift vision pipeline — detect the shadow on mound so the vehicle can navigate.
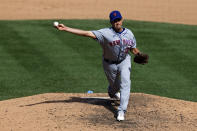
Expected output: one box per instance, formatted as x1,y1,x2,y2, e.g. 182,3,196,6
25,97,120,118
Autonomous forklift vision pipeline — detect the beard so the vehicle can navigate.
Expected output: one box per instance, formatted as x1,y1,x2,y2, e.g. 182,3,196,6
113,25,123,32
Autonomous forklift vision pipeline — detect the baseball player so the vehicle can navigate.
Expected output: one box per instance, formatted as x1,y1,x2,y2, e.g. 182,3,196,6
55,10,148,121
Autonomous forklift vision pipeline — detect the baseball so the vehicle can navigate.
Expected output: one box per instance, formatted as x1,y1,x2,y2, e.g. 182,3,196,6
53,21,59,27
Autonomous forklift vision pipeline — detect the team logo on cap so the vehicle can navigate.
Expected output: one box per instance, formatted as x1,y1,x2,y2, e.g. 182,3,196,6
113,13,117,16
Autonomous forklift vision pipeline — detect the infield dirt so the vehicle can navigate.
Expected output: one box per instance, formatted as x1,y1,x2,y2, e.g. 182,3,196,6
0,0,197,25
0,93,197,131
0,0,197,131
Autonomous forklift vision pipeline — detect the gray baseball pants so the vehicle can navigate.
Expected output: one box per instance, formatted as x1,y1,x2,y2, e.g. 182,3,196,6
102,55,131,112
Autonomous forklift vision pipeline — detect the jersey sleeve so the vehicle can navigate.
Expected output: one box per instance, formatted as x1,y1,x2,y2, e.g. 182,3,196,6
132,36,137,48
91,29,105,44
128,29,137,48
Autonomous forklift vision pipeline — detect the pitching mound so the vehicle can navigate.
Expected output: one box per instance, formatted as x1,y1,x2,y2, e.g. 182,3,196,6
0,93,196,131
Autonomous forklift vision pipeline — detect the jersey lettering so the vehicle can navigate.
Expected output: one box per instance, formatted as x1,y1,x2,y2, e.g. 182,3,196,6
109,39,135,47
109,40,120,46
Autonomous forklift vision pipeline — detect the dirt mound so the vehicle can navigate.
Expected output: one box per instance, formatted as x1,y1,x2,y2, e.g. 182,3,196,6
0,93,196,131
0,0,197,25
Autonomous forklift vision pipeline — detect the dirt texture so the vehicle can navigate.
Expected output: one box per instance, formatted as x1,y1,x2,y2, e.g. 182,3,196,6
0,93,197,131
0,0,197,25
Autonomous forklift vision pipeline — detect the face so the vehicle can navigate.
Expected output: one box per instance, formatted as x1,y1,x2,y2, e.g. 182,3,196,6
111,18,123,32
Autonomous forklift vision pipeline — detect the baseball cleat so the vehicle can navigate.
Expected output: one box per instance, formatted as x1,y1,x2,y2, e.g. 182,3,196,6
117,111,125,121
109,92,120,100
114,92,120,100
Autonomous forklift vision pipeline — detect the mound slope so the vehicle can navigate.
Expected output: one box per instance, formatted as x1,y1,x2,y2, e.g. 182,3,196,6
0,93,196,131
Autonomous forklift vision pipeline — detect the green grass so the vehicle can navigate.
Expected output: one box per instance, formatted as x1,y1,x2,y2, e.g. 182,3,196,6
0,20,196,101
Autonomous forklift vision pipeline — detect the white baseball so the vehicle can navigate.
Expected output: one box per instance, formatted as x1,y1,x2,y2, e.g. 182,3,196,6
53,21,59,27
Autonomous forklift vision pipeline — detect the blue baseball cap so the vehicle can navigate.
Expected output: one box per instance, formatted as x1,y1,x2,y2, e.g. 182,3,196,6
109,10,122,22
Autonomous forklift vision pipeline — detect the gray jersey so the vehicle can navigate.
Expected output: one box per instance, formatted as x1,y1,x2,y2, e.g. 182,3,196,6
92,27,136,62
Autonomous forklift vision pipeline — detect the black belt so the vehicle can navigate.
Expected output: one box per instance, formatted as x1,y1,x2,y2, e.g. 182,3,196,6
104,58,124,64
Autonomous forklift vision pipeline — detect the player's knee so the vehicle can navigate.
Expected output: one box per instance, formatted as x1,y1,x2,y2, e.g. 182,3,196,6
121,80,131,89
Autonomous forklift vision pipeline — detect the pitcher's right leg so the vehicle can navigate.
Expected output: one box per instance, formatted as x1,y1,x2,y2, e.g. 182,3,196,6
102,59,120,98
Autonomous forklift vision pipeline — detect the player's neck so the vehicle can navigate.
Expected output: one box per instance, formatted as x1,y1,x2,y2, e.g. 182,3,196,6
112,27,124,33
113,27,123,33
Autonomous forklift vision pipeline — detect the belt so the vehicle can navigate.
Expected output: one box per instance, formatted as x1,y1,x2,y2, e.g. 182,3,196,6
104,58,124,64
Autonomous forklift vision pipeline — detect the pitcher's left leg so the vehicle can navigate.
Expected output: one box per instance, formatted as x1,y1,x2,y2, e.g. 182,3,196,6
118,55,131,112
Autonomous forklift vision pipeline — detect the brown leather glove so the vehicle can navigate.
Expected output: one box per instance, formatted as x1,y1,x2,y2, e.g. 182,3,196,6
134,53,149,64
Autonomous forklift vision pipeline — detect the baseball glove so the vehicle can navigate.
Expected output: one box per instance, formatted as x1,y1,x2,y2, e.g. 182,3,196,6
134,53,149,64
